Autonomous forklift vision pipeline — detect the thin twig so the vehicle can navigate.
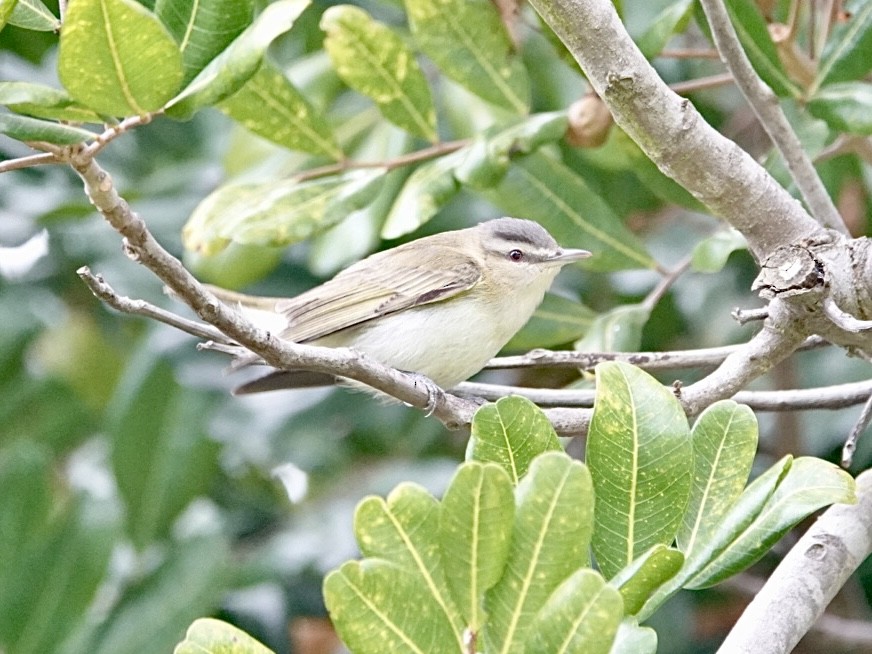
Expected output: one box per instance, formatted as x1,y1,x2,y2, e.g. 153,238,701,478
732,306,769,324
842,391,872,467
642,255,693,311
823,297,872,333
698,0,849,234
293,139,469,183
659,48,721,59
0,152,60,173
669,72,735,95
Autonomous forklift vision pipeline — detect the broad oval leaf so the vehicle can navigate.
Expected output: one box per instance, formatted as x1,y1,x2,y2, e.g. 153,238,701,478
218,62,343,159
807,81,872,136
0,81,102,122
174,617,275,654
405,0,530,112
8,0,58,31
505,292,596,352
321,4,436,141
636,0,695,59
182,169,384,255
438,462,514,630
468,396,562,485
0,113,95,144
0,0,18,31
165,0,310,119
690,228,748,273
609,545,684,615
354,483,465,647
687,457,855,588
610,618,658,654
813,0,872,89
156,0,254,85
58,0,183,116
588,362,692,579
676,401,757,557
526,569,623,654
480,150,655,271
483,452,594,654
324,559,460,654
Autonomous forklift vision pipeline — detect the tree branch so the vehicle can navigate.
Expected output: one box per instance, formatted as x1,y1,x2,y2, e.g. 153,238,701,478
718,470,872,653
697,0,848,235
529,0,826,262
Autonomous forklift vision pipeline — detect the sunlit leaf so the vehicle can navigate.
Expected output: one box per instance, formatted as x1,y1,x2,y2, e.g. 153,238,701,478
354,484,465,646
468,396,563,485
0,112,95,144
155,0,254,84
218,62,343,159
575,304,650,353
325,560,461,654
0,81,103,122
439,462,514,630
0,0,20,31
322,4,436,141
609,545,684,615
676,401,757,557
58,0,183,116
610,618,658,654
405,0,530,112
165,0,310,119
483,452,595,653
588,362,692,578
174,618,276,654
183,169,384,255
526,569,623,654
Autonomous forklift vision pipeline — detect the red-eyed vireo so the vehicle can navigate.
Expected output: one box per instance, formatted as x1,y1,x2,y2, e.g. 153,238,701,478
210,217,590,393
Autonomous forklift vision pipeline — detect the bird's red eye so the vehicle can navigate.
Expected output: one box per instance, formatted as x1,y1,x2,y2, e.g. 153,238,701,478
508,249,524,261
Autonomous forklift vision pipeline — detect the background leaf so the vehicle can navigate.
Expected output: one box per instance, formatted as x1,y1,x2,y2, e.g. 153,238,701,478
322,4,436,141
813,0,872,89
8,0,57,31
0,81,103,122
505,292,595,352
0,112,95,144
174,618,276,654
807,82,872,136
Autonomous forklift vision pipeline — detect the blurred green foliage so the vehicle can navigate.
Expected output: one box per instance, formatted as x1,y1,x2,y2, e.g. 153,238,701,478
2,0,872,652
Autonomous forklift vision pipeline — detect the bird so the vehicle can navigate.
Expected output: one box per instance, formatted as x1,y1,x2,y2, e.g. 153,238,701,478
208,217,590,395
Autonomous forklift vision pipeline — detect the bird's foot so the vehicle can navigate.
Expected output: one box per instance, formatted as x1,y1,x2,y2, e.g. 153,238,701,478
408,373,445,417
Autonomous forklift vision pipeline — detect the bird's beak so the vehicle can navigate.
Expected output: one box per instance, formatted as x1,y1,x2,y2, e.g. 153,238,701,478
548,248,592,264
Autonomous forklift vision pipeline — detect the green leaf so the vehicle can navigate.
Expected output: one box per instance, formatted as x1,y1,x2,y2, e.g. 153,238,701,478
483,452,595,654
691,228,748,273
526,569,623,654
575,304,651,353
505,292,596,352
0,112,95,144
354,484,465,646
687,457,855,588
676,401,758,557
0,495,117,653
588,362,692,579
0,81,103,122
724,0,798,98
468,396,563,485
8,0,58,31
454,111,569,188
380,148,467,240
58,0,184,116
480,151,655,271
610,618,658,654
107,353,219,548
637,0,695,59
84,534,230,654
174,618,276,654
325,560,461,654
813,0,872,90
438,462,515,630
609,545,684,615
218,62,343,159
807,81,872,136
404,0,530,112
165,0,311,119
155,0,254,85
321,4,436,141
0,0,20,31
182,169,384,255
